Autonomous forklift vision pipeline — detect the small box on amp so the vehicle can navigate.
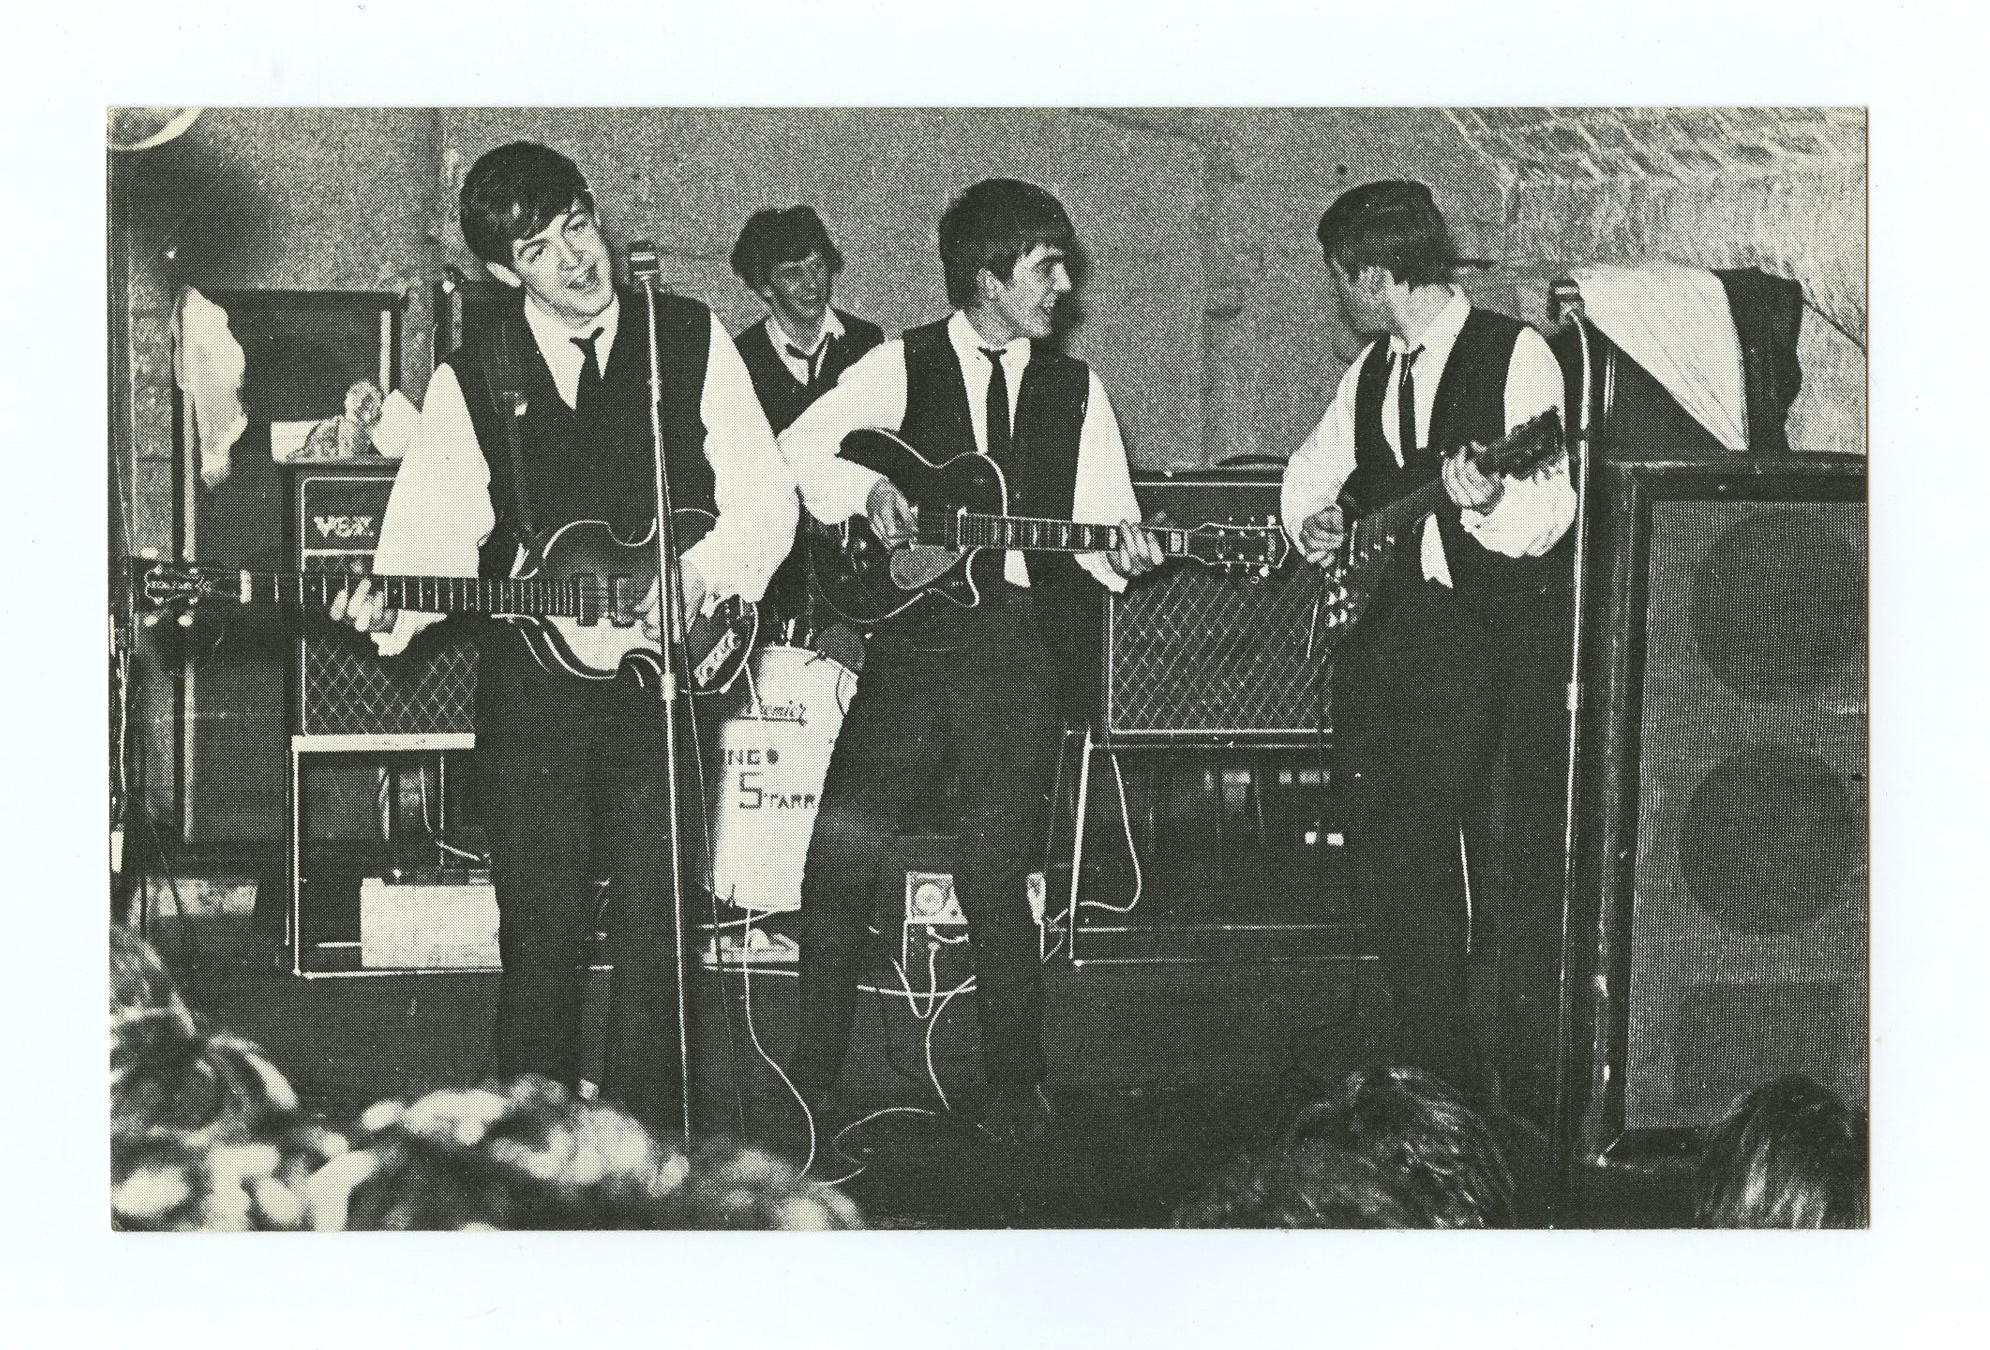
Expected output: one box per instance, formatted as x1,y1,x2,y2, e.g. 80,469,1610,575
901,867,1048,974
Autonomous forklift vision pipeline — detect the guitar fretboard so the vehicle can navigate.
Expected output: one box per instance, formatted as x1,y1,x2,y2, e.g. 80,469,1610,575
942,514,1196,556
1350,412,1560,550
218,570,584,617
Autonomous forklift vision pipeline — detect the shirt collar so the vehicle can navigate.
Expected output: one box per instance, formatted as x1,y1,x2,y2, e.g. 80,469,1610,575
949,309,1031,370
523,289,621,363
769,307,844,355
1390,286,1469,360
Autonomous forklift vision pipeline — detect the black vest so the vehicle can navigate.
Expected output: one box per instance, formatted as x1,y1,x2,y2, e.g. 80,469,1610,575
897,318,1097,708
735,310,886,434
448,291,715,579
1347,306,1567,600
446,291,715,682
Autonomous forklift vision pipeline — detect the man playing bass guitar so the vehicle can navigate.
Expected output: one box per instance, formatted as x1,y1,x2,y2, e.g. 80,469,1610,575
1281,180,1574,1126
778,178,1162,1146
333,142,796,1133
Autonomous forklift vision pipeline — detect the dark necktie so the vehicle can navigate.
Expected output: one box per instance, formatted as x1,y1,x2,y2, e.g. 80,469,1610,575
786,340,826,391
981,347,1012,464
1397,345,1423,471
572,328,605,415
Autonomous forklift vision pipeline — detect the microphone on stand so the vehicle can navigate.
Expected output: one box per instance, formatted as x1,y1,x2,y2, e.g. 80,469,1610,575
1546,274,1613,1170
626,237,696,1146
626,240,663,291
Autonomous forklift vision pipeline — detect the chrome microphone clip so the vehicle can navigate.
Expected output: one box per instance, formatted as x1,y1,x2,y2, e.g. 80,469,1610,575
626,240,663,289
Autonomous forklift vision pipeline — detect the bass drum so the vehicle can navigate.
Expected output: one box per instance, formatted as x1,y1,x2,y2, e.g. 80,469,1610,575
708,644,858,913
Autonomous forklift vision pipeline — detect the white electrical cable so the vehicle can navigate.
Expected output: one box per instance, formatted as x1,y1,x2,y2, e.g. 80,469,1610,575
923,979,971,1115
1078,748,1144,915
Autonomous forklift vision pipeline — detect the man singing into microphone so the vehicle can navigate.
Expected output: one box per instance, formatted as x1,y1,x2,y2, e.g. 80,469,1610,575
334,141,795,1132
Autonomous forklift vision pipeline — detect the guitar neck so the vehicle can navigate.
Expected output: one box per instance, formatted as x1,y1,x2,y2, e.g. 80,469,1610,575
939,514,1182,556
1354,414,1557,544
1361,477,1453,542
218,570,580,617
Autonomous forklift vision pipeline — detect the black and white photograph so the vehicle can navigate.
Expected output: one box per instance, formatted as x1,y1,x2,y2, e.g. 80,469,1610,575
106,100,1870,1236
15,0,1985,1343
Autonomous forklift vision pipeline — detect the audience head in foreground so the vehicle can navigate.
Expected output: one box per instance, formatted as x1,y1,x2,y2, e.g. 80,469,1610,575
320,1075,862,1231
1694,1073,1868,1229
1176,1141,1421,1229
1286,1064,1517,1229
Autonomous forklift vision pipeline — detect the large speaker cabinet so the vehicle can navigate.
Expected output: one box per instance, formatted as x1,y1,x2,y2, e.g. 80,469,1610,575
1563,454,1868,1172
1103,469,1326,746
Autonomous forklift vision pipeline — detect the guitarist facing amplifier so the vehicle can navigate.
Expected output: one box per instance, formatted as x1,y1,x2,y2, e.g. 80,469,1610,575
333,143,797,1135
1281,181,1575,1127
778,178,1161,1149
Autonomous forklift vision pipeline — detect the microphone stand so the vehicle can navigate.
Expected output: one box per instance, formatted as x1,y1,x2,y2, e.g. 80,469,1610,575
628,241,694,1146
1545,277,1613,1188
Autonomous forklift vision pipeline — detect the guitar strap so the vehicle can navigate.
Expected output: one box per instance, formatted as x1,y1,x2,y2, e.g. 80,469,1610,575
481,311,544,562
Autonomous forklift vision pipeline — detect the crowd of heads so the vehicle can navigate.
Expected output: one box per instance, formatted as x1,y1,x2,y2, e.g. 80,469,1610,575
112,925,1864,1230
108,927,862,1232
1175,1060,1866,1230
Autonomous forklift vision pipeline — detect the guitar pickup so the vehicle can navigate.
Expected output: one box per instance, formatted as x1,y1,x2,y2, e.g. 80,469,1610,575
607,575,643,627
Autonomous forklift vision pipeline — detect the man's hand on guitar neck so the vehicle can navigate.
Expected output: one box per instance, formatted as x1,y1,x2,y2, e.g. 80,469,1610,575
1109,521,1164,580
330,577,398,634
1441,446,1505,514
865,477,920,548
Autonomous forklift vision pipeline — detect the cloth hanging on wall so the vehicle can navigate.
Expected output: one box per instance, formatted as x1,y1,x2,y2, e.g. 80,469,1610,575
1569,263,1748,452
172,287,248,488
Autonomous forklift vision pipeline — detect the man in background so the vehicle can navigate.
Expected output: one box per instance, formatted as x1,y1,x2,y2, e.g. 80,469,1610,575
730,206,885,634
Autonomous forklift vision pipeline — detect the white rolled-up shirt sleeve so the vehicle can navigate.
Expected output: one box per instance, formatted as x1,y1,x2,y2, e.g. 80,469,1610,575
1458,326,1574,557
777,338,907,525
368,363,493,656
1070,371,1145,592
687,311,799,605
1280,356,1366,552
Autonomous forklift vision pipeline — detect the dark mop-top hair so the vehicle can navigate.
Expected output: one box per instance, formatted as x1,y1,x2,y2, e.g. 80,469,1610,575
459,141,597,268
938,178,1076,310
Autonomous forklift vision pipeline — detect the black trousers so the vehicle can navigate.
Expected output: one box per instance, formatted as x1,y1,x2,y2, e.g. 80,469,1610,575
474,646,687,1131
1332,572,1571,1118
789,596,1063,1099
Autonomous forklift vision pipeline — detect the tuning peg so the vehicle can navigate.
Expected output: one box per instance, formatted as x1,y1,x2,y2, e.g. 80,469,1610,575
138,546,160,561
176,611,195,628
141,611,161,628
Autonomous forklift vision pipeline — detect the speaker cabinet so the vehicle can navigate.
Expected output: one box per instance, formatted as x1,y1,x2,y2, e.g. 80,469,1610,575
293,468,478,737
1565,455,1867,1171
1103,469,1326,746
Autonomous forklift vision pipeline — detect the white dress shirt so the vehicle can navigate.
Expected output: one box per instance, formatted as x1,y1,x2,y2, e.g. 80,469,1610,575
1281,289,1573,586
766,308,848,387
779,309,1143,591
370,290,796,654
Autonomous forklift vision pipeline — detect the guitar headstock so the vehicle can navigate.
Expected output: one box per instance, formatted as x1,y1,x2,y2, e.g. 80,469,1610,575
1473,409,1566,481
1179,520,1291,576
131,558,231,612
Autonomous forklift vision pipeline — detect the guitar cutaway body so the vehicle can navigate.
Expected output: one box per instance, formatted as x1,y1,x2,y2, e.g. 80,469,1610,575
501,512,757,693
812,432,1011,626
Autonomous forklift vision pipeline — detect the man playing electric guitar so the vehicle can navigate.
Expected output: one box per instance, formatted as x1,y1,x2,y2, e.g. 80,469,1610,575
1281,181,1574,1125
333,142,796,1133
778,178,1162,1147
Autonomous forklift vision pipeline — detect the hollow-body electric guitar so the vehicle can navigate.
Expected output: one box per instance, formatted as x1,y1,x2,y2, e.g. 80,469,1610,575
809,428,1290,627
1315,409,1566,640
133,509,757,694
